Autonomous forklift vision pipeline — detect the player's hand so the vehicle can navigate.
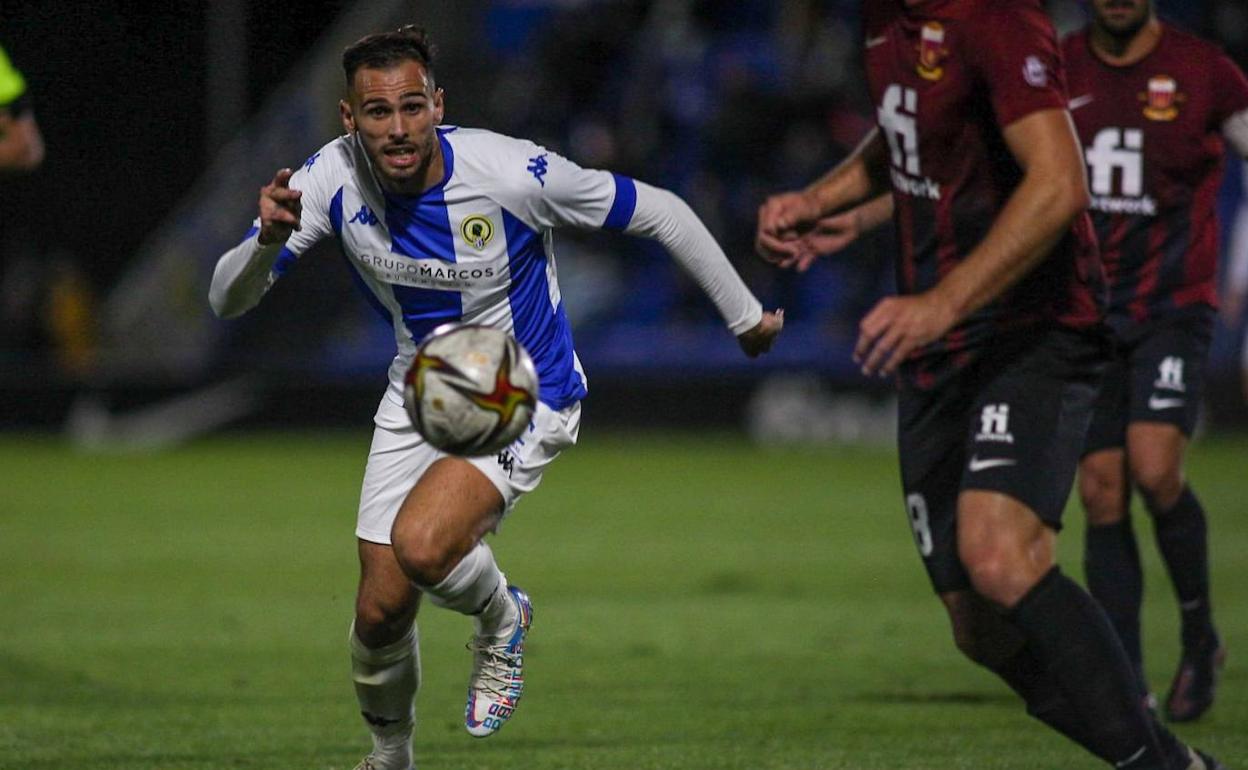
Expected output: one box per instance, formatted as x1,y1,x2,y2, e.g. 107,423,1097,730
756,191,821,266
737,309,784,358
258,168,303,245
777,211,864,272
853,293,956,378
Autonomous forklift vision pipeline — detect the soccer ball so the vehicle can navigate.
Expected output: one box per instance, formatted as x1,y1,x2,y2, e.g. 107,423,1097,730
404,324,540,456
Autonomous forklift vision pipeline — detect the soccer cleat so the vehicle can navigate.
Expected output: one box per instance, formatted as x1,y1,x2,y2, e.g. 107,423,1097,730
1164,637,1226,723
1185,747,1226,770
464,585,532,738
351,756,414,770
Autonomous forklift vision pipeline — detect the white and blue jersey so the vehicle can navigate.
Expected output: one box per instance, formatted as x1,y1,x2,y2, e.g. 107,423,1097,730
212,125,763,415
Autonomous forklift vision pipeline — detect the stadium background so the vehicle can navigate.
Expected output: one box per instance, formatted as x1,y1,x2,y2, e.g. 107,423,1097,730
2,2,1247,769
2,0,1247,437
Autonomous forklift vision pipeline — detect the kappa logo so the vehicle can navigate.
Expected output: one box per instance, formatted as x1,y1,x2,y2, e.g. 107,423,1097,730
975,403,1015,444
497,449,515,477
526,154,549,187
348,205,379,226
1154,356,1186,392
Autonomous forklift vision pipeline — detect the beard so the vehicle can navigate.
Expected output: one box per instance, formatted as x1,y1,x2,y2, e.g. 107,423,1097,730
1096,0,1152,40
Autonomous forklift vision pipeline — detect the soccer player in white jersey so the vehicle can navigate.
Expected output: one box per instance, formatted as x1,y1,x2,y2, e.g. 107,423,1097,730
209,26,782,770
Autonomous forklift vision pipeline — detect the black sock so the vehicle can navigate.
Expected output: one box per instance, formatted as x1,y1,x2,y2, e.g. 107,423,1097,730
1008,568,1169,769
1084,518,1145,682
985,642,1109,760
1147,486,1215,651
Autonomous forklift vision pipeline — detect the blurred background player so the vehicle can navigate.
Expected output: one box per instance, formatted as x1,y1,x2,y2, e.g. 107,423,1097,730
1063,0,1248,722
0,39,43,172
757,0,1217,768
1227,180,1248,402
209,26,781,770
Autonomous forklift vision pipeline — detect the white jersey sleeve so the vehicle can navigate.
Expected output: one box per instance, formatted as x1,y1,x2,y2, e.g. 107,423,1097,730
463,132,764,335
1224,108,1248,160
1227,159,1248,297
208,141,345,318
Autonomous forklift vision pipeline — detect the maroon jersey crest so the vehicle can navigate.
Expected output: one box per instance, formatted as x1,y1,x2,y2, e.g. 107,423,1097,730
1141,75,1182,121
917,22,948,81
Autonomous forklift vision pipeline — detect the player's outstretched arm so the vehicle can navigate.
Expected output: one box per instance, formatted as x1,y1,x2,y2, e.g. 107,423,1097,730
209,168,304,319
854,108,1090,377
623,180,782,357
756,129,890,268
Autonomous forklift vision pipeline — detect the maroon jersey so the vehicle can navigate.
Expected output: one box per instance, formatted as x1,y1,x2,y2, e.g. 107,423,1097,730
1064,24,1248,333
864,0,1104,389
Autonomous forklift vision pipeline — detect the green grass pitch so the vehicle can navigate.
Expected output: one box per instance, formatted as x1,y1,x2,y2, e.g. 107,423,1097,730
1,430,1244,769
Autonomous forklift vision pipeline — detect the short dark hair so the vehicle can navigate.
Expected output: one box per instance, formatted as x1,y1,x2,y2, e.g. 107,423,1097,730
342,25,436,88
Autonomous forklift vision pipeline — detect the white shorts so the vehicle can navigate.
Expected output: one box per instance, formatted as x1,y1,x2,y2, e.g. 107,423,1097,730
355,393,581,545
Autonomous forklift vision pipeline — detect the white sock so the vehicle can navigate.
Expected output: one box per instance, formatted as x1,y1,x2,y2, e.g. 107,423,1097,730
350,621,419,769
422,542,507,619
474,579,520,640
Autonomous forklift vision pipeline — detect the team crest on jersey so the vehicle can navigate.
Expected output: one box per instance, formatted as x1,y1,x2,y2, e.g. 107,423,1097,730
1140,75,1183,121
460,215,495,250
916,22,947,81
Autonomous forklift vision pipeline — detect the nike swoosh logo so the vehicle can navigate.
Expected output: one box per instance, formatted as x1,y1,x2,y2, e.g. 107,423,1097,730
866,35,889,49
968,456,1017,472
1068,94,1095,111
1148,396,1185,410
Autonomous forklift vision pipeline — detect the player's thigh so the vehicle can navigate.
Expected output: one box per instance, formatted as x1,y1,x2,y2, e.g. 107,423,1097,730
960,327,1104,535
957,489,1056,605
391,457,506,578
1127,310,1213,438
1083,341,1130,458
357,399,445,546
463,400,581,518
355,397,578,547
391,400,581,578
898,379,973,594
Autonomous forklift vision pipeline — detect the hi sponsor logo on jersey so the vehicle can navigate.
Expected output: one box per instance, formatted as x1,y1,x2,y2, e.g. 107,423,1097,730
1149,356,1187,410
1085,127,1158,216
969,403,1017,472
878,84,941,201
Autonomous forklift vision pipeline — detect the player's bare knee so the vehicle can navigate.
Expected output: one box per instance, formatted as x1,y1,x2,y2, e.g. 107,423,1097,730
960,546,1037,608
1129,459,1182,511
390,519,469,587
354,596,414,646
1080,479,1125,526
391,537,456,587
1078,454,1126,525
